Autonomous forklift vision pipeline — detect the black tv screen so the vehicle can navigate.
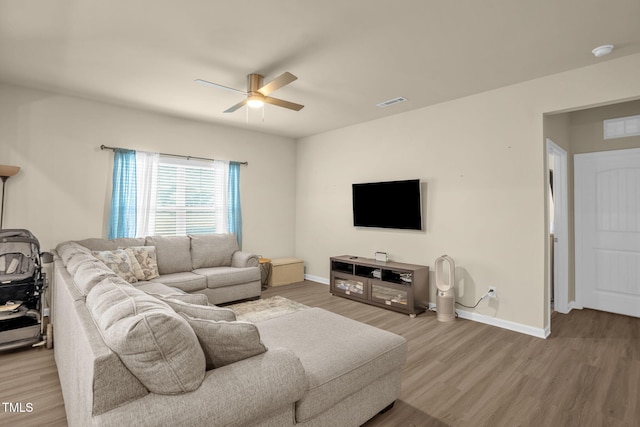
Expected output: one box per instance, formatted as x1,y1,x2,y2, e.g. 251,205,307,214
352,179,422,230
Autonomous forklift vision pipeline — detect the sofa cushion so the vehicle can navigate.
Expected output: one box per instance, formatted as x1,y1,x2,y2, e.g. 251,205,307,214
192,266,260,289
145,236,192,275
86,279,206,395
256,308,407,422
56,241,92,267
92,249,140,284
150,272,207,293
181,314,266,370
152,291,209,305
189,233,238,269
133,280,177,295
158,296,236,322
73,260,119,296
124,246,160,280
75,237,146,251
66,252,99,275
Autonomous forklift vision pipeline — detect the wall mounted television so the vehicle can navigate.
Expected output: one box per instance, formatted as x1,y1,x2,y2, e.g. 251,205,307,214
352,179,422,230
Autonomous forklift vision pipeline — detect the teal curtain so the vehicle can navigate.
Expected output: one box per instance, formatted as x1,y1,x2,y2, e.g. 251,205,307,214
227,161,242,249
108,149,137,239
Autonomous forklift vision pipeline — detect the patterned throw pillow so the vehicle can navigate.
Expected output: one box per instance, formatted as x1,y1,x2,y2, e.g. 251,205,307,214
124,246,160,281
92,249,139,284
180,313,267,370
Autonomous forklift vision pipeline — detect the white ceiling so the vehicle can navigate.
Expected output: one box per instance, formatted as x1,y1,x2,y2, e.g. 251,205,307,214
1,1,639,139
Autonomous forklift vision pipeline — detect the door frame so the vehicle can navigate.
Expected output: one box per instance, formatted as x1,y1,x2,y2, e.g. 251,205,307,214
546,139,570,317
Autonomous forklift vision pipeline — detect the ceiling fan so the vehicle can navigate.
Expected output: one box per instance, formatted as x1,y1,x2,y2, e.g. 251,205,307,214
195,72,304,113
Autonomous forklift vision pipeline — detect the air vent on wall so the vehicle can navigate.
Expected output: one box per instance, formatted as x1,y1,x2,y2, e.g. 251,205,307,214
376,97,407,108
604,115,640,139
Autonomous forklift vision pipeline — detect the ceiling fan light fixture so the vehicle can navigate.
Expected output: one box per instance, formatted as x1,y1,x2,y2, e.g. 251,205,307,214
247,99,265,109
247,93,265,108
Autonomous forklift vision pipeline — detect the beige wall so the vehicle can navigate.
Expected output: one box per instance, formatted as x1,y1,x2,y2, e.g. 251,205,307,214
296,53,640,332
571,99,640,154
0,83,297,256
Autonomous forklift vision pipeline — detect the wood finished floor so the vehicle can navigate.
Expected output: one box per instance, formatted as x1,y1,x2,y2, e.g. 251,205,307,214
1,280,638,426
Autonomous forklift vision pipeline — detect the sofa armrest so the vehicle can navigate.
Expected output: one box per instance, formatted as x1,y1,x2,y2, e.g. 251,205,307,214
231,250,259,268
94,348,307,427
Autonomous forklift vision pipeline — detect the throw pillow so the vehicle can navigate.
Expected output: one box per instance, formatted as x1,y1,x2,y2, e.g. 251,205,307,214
181,313,267,370
86,280,206,394
92,249,139,284
156,295,236,322
123,246,160,281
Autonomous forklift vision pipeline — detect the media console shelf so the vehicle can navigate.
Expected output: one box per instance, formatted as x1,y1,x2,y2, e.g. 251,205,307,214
329,255,429,317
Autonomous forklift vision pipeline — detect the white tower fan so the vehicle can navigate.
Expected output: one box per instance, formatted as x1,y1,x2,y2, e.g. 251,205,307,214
435,255,456,322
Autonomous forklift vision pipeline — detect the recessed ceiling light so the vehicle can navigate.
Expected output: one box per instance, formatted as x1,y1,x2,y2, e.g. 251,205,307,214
592,44,614,58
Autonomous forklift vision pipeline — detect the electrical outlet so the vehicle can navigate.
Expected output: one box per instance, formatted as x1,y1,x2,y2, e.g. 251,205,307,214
488,287,497,298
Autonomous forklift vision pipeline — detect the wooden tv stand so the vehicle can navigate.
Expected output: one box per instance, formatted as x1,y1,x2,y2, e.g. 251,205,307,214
329,255,429,317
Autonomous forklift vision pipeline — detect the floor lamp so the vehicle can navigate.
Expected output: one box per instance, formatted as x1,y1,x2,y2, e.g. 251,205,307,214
0,165,20,230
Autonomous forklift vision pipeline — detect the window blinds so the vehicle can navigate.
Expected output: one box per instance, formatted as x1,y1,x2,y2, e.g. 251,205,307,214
154,157,226,236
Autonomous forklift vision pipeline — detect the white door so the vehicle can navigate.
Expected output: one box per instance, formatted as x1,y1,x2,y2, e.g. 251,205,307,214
575,148,640,318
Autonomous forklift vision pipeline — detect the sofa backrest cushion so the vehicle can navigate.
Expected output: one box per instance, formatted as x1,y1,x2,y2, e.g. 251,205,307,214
66,252,99,275
181,314,267,370
56,241,92,267
75,237,146,251
86,279,206,394
73,261,119,296
145,236,192,275
190,233,239,269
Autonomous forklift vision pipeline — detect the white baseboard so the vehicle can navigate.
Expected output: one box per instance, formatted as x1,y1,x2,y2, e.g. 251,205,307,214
309,276,547,338
305,274,329,285
425,302,548,339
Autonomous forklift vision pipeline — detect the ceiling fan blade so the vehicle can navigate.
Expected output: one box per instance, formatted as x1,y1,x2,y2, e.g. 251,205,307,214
224,99,248,113
195,79,247,95
257,72,297,96
263,96,304,111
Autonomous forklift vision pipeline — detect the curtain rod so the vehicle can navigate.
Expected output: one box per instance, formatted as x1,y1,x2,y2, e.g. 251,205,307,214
99,145,248,165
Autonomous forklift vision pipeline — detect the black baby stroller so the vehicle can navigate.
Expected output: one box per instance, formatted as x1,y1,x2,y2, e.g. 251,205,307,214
0,229,51,351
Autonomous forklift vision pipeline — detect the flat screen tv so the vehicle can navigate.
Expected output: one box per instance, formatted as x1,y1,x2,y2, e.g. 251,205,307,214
352,179,422,230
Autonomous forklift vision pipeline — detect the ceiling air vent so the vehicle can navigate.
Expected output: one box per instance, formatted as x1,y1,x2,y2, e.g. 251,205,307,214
604,115,640,139
376,97,407,108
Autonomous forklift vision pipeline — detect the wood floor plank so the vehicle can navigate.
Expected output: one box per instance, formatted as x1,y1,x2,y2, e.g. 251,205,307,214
1,280,639,426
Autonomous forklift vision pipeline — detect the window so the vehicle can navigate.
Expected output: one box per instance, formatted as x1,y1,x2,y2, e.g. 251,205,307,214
154,157,226,236
108,149,242,247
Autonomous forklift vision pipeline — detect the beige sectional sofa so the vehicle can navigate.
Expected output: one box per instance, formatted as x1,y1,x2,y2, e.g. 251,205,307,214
73,233,261,304
52,236,407,426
